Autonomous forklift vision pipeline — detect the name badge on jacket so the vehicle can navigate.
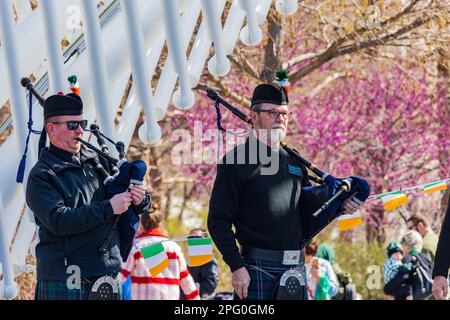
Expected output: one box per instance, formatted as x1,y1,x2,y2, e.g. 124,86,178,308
288,164,302,177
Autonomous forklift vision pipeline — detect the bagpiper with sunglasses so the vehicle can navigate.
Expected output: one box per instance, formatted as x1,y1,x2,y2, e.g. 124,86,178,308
25,79,150,300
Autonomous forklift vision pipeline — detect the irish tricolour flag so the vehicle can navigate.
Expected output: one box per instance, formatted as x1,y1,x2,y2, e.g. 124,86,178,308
423,180,447,194
337,210,363,232
188,237,213,267
379,191,408,211
141,242,169,277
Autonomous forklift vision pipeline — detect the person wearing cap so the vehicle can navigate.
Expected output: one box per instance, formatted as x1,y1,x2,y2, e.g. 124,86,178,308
383,242,414,300
26,92,150,300
383,242,404,291
207,79,366,300
384,230,434,300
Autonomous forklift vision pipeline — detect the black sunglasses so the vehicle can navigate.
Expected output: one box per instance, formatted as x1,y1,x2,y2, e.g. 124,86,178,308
50,120,88,131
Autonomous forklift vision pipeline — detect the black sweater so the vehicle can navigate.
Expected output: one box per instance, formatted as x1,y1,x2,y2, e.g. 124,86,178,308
207,137,310,272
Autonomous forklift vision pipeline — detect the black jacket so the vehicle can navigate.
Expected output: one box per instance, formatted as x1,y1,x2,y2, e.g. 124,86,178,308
432,198,450,278
26,144,149,281
384,252,433,300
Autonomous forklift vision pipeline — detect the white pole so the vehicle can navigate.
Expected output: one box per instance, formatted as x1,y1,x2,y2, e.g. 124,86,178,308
161,0,195,110
0,197,19,300
120,0,161,144
79,0,117,151
0,0,36,187
41,0,67,94
201,0,231,77
239,0,263,46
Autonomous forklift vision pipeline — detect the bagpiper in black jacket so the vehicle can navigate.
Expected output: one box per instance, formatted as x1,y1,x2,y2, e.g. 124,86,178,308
26,144,150,281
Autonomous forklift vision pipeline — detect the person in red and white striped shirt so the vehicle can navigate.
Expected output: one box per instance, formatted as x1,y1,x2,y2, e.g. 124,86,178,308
120,203,199,300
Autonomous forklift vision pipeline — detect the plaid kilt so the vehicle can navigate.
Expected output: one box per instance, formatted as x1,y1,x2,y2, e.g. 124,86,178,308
35,280,92,300
35,276,122,300
237,258,292,300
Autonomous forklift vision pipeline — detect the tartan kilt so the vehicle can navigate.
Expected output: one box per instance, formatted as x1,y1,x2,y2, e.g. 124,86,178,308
35,277,122,300
238,258,292,300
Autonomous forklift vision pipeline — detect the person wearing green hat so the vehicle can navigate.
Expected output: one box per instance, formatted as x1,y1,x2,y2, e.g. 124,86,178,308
384,242,404,283
316,243,357,300
383,241,410,300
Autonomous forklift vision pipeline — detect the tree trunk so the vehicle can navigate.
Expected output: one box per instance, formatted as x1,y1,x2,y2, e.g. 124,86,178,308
365,207,386,244
261,8,283,82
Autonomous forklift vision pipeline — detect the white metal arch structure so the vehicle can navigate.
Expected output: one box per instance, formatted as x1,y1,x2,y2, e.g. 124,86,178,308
0,0,297,299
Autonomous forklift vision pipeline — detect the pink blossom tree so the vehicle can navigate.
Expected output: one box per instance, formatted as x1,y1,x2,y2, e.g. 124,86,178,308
130,1,449,241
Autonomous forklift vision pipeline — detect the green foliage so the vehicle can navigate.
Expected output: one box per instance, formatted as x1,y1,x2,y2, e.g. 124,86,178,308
274,68,289,82
332,240,387,300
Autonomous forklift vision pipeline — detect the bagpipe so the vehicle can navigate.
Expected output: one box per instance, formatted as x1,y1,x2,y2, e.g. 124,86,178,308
206,88,370,248
19,77,148,261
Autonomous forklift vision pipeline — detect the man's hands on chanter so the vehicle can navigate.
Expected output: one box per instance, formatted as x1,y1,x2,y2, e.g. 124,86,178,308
433,276,449,300
110,185,147,215
232,267,251,300
342,196,363,215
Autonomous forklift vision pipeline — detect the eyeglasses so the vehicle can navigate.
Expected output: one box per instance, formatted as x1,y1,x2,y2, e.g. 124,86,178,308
257,109,292,120
50,120,88,131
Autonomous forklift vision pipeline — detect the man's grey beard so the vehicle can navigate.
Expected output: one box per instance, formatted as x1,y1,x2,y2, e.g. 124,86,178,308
272,125,286,142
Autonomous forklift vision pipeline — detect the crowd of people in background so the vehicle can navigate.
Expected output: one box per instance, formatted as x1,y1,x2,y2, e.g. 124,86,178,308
382,213,439,300
117,202,449,300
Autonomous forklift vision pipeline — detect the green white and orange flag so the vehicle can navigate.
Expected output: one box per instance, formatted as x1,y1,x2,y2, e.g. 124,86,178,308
188,237,213,267
141,242,169,277
423,180,447,194
378,191,409,211
337,210,363,232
